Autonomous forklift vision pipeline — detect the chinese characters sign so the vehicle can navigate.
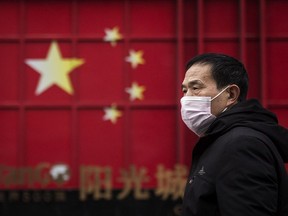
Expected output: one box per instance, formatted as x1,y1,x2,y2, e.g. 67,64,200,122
0,163,187,202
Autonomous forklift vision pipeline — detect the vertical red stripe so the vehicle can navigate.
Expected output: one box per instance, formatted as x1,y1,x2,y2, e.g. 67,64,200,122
260,0,267,107
176,0,185,164
71,0,79,186
123,0,131,167
19,0,26,167
197,0,204,54
239,0,247,65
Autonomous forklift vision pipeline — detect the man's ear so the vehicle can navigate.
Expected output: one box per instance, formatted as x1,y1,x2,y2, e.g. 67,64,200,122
227,84,240,106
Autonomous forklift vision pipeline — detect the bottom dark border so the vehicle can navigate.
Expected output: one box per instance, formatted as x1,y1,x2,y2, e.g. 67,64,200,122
0,190,182,216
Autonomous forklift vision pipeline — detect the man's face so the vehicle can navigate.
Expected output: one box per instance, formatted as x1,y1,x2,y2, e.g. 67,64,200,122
181,63,229,116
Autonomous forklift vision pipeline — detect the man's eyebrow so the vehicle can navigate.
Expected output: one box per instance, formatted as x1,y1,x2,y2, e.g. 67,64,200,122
182,80,203,88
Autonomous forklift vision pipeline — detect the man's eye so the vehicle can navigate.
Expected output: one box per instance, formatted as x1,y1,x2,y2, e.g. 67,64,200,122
192,86,201,91
182,89,187,94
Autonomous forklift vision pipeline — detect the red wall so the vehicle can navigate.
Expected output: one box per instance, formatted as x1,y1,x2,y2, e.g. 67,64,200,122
0,0,288,191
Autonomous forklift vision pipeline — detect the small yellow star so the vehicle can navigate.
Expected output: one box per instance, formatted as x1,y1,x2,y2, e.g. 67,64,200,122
25,41,84,95
125,82,146,101
103,26,123,47
103,104,122,124
125,50,145,69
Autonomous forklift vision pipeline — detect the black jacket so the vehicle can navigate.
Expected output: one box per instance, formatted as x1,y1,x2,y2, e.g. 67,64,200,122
182,99,288,216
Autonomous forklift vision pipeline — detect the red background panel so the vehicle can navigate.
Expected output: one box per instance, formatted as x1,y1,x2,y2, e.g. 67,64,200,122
267,41,288,101
184,42,197,64
0,1,19,35
246,41,261,99
0,110,19,165
266,0,288,35
78,42,125,102
25,1,72,34
246,0,260,35
204,0,238,35
204,41,239,57
78,0,125,35
130,109,177,187
25,110,72,165
78,109,125,187
130,0,176,37
183,0,197,37
0,43,19,101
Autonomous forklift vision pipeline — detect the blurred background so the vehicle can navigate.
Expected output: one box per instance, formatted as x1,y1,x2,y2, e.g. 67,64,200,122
0,0,288,215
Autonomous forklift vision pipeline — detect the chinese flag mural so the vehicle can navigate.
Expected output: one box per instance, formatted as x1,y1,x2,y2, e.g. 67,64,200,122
0,1,188,215
1,0,288,216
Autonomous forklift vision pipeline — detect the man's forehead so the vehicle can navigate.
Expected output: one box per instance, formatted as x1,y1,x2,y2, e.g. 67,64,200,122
184,64,213,82
186,63,211,75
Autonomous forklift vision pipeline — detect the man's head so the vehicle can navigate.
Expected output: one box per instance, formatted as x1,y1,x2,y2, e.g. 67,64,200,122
181,53,249,116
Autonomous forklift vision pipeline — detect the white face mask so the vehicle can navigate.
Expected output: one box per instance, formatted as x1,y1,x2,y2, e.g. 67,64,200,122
180,86,229,137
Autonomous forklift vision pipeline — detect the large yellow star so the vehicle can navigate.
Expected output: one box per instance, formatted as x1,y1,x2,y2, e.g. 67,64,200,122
103,26,123,47
103,104,122,124
125,50,145,69
25,41,84,95
125,82,146,101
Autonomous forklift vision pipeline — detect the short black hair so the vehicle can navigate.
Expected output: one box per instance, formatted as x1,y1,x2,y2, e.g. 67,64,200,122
186,53,249,102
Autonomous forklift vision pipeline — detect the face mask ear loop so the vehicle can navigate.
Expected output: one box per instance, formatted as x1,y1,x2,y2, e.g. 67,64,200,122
211,85,230,101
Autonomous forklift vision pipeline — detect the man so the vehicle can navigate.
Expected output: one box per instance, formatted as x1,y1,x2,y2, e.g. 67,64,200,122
180,53,288,216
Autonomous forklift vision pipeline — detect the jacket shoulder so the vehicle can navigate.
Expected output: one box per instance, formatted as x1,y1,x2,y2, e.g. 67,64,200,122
214,126,279,164
220,126,274,150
